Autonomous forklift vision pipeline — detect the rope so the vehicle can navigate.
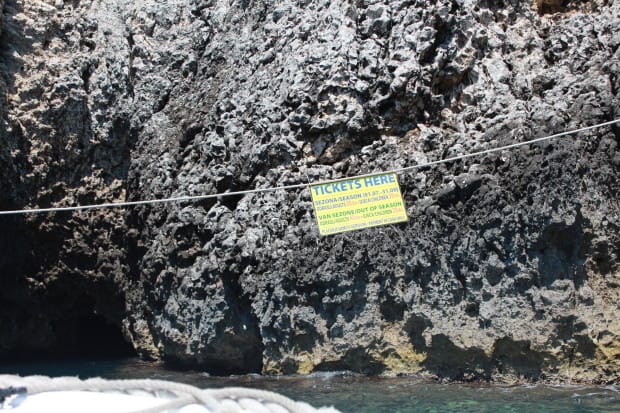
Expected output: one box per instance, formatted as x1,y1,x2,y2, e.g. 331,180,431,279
0,118,617,216
0,375,342,413
0,386,26,403
391,118,620,174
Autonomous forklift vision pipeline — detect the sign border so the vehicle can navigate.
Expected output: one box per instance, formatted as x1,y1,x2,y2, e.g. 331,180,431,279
309,172,409,236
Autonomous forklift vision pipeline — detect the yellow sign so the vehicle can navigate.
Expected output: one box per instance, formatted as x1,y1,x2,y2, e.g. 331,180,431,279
310,172,408,236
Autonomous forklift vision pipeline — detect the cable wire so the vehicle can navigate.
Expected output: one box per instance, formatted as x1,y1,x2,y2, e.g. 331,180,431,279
0,118,618,216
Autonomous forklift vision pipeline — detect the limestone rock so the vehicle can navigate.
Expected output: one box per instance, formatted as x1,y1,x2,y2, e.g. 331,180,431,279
0,0,619,382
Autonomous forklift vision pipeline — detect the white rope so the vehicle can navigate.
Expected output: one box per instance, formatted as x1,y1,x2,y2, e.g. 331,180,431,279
0,118,617,216
0,375,342,413
391,118,620,174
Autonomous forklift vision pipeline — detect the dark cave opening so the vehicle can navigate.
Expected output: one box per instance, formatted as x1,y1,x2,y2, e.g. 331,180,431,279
0,311,137,363
68,312,137,360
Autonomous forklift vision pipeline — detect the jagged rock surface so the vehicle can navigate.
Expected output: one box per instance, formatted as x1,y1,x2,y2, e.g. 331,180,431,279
1,0,619,382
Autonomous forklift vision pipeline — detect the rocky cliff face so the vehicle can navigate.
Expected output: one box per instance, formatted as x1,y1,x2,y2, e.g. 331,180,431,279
1,0,619,382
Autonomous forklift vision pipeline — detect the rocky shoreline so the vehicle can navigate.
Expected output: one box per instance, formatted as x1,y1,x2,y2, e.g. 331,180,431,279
1,0,619,382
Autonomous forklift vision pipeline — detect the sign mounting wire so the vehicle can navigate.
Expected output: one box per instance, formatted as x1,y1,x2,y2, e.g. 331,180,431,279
0,118,617,216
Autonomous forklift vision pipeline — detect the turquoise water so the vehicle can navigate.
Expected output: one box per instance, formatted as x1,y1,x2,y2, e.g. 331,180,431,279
1,358,619,412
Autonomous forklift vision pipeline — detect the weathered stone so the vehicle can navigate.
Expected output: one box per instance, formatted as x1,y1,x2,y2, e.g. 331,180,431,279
0,0,619,382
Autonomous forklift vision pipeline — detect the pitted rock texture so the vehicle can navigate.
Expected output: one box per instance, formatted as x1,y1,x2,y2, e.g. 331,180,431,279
1,0,619,382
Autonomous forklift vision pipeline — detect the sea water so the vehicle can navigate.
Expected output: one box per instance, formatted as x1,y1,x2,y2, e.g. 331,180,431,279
1,358,619,413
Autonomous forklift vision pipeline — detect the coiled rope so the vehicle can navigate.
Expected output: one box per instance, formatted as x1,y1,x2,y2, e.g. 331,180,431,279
0,375,342,413
0,119,617,216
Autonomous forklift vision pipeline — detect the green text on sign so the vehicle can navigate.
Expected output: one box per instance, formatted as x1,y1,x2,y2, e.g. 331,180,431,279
310,172,408,236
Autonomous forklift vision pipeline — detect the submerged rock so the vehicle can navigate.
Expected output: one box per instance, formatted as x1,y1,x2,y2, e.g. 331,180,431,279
0,0,619,382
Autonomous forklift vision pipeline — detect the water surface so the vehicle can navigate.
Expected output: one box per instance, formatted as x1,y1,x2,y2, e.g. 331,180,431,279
1,358,619,413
